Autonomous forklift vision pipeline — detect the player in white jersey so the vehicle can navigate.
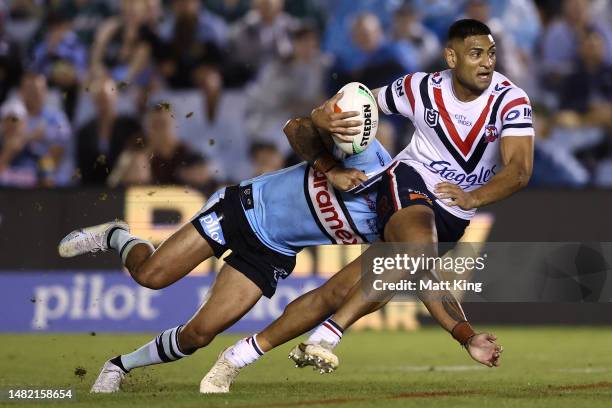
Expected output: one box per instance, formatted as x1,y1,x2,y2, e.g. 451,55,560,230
201,19,525,390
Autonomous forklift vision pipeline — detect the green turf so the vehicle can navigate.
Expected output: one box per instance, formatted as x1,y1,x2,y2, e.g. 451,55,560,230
1,327,611,407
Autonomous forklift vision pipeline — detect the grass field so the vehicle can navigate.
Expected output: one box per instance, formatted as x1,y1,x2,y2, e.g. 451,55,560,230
1,327,612,407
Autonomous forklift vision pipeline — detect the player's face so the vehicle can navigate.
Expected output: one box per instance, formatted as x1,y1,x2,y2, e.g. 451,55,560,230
447,35,496,93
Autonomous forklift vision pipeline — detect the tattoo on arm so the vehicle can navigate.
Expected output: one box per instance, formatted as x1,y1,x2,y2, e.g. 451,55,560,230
441,294,466,322
284,118,333,164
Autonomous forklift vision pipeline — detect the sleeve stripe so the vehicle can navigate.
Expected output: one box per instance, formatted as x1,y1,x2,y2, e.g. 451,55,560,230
500,97,529,120
502,123,533,130
404,74,415,114
384,84,399,114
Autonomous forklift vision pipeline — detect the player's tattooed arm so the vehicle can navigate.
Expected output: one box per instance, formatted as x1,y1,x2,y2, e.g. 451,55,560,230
283,118,368,190
418,283,467,333
283,117,336,171
418,273,502,367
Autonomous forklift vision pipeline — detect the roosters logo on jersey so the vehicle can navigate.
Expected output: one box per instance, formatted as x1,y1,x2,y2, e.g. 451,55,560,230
484,125,499,143
425,108,439,128
424,161,497,188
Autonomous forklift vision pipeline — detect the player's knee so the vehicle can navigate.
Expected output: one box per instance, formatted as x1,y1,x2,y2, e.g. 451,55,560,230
134,263,168,290
180,323,218,349
320,282,352,310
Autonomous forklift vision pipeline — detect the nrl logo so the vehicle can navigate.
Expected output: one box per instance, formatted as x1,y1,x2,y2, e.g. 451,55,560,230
425,108,439,128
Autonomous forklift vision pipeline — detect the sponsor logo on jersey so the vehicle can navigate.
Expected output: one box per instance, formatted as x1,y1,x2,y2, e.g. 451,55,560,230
523,107,532,118
395,78,404,97
505,109,520,121
454,114,473,127
424,161,497,188
199,212,226,246
307,168,365,245
425,108,439,128
376,151,385,167
484,125,499,143
408,189,433,205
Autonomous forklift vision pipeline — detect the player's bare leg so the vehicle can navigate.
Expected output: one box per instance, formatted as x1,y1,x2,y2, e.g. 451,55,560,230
58,220,214,289
300,205,501,372
296,206,437,372
200,250,363,391
332,206,436,328
92,263,263,393
121,222,215,289
256,253,363,352
60,220,268,393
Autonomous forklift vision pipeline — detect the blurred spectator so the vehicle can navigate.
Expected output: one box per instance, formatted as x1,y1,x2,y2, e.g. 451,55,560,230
30,9,87,120
90,0,154,85
0,4,23,104
76,75,143,185
19,72,73,187
249,141,284,176
410,0,467,40
391,4,441,71
146,102,213,190
3,0,42,51
529,107,591,188
329,12,418,92
464,0,528,87
66,0,114,45
487,0,541,56
204,0,250,22
154,0,227,122
245,23,330,152
557,29,612,129
107,147,152,187
553,28,612,185
540,0,612,86
284,0,327,32
227,0,299,86
322,0,402,72
0,99,39,187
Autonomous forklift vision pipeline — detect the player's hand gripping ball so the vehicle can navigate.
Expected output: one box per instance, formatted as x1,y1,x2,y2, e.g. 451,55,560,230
312,82,379,155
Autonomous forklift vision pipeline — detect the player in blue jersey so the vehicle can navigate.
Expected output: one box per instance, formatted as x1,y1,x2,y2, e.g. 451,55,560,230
57,108,391,393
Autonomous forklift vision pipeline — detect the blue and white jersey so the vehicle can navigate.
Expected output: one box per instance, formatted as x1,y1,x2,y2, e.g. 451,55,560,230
238,140,391,256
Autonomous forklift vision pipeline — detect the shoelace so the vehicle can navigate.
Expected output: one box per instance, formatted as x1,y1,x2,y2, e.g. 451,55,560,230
93,369,122,389
207,361,236,387
80,231,106,253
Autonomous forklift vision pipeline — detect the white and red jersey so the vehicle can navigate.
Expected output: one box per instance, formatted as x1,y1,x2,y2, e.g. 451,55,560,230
377,69,534,220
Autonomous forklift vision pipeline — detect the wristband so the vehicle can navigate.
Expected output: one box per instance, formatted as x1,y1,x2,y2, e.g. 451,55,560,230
451,321,475,346
313,155,338,174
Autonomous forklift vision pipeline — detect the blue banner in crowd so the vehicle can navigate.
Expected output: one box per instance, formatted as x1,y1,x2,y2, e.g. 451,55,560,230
0,272,327,333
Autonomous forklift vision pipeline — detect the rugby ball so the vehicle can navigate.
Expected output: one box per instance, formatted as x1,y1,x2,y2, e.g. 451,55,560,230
332,82,379,155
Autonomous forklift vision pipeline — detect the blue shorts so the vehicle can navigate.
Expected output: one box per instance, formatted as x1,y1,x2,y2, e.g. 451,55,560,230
376,162,470,243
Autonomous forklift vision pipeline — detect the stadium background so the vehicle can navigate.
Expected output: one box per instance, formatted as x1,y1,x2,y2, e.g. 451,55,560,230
1,0,612,332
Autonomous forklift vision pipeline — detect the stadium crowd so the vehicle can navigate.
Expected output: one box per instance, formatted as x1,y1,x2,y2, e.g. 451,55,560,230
0,0,611,192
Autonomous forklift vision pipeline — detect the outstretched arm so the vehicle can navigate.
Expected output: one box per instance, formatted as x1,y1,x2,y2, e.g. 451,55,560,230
418,273,502,367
